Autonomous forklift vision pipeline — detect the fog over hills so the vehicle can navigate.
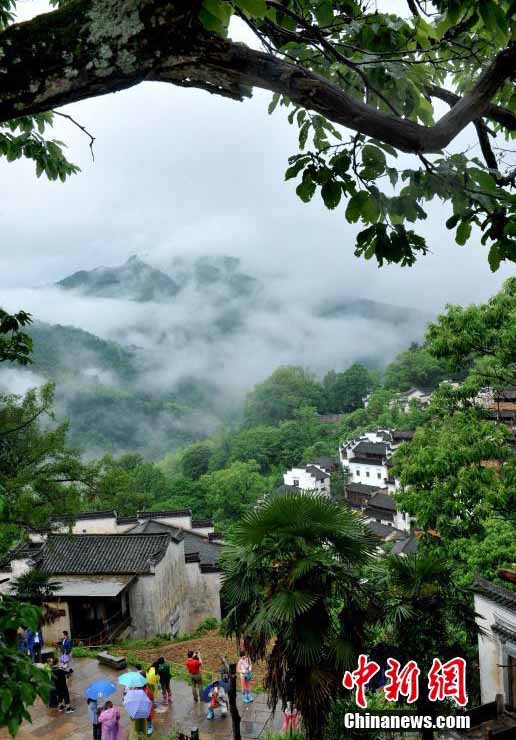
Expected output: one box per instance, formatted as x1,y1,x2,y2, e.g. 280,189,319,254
0,254,430,457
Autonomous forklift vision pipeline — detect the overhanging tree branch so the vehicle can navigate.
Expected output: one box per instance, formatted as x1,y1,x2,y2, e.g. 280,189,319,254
0,1,514,155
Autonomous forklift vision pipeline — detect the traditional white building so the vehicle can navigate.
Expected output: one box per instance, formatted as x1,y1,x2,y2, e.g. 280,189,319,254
0,509,223,641
283,463,331,495
474,577,516,711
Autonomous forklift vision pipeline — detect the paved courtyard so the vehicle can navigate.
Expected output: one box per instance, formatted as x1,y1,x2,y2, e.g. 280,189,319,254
0,658,283,740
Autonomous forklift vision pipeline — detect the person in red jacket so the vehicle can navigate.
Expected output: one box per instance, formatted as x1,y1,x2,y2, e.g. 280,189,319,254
184,650,203,702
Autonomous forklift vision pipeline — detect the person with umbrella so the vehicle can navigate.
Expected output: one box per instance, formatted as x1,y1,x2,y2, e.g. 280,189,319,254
99,700,124,740
85,680,118,740
123,686,152,738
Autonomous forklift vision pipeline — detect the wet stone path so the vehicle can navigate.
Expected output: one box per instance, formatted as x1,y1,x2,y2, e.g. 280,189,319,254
0,658,283,740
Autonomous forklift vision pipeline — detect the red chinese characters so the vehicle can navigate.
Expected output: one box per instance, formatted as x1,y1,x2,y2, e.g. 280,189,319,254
427,657,467,707
342,654,380,709
384,658,421,703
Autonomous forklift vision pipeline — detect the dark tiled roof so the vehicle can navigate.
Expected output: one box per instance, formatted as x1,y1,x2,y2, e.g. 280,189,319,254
369,492,396,511
182,530,222,566
75,510,116,520
208,533,224,542
0,542,43,570
305,465,329,481
185,552,201,564
200,563,222,573
365,508,394,522
474,577,516,609
494,389,516,401
392,535,419,555
366,522,403,540
350,457,384,466
346,482,385,495
353,441,389,457
311,456,338,471
138,509,192,518
191,520,213,528
39,534,173,575
392,430,415,442
125,520,183,542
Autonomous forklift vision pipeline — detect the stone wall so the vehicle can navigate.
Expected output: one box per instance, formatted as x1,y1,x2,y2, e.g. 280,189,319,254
185,562,221,631
129,539,188,638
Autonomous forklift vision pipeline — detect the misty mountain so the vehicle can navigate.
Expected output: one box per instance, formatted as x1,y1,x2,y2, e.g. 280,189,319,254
56,255,181,302
1,254,431,457
3,321,237,458
316,298,428,326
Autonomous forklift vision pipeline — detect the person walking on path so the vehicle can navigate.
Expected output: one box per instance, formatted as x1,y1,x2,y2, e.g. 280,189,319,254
59,630,73,669
33,628,43,662
146,662,160,707
236,650,253,704
87,698,101,739
51,657,75,713
156,656,172,705
98,700,124,740
185,650,203,703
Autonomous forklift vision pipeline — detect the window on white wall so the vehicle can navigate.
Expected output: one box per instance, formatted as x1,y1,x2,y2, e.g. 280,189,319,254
377,473,381,479
293,479,299,487
366,471,370,477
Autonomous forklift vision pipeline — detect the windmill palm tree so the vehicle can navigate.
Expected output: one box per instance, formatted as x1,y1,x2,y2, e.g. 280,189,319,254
12,569,62,624
222,492,377,740
370,550,477,740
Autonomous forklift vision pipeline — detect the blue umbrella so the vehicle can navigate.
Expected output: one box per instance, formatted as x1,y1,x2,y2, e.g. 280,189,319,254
123,689,152,719
202,680,228,703
119,671,147,689
84,679,118,701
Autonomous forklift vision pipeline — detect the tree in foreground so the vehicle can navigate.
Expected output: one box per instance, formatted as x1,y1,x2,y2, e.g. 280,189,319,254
368,551,478,739
0,2,515,269
0,596,50,737
222,492,376,740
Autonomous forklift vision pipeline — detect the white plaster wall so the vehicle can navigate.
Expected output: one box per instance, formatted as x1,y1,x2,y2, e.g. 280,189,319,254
393,511,411,532
283,467,330,494
344,460,388,485
185,563,222,631
475,594,516,704
128,540,188,639
71,517,119,534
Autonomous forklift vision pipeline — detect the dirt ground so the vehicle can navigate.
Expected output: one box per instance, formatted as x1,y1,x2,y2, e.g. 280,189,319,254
119,630,267,684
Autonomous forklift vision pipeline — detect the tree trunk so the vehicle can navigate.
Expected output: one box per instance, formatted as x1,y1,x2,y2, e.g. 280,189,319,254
228,662,241,740
0,1,514,153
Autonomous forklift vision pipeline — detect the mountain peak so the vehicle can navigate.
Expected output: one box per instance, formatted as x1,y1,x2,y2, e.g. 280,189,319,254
56,257,180,302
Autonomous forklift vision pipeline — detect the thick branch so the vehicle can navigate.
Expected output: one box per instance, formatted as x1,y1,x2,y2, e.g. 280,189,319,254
426,85,516,131
0,1,514,155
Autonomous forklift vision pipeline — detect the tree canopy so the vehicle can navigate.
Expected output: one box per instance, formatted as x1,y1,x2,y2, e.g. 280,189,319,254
0,1,514,269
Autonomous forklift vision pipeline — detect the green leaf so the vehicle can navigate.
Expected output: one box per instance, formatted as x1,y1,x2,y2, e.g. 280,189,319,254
296,176,316,203
345,191,369,223
202,0,232,24
321,180,342,209
362,193,380,223
455,221,471,246
268,93,280,115
361,144,386,179
314,0,333,26
487,243,501,271
285,159,308,181
235,0,267,17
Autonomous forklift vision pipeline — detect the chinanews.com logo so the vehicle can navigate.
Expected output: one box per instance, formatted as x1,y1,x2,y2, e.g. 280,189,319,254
341,654,471,732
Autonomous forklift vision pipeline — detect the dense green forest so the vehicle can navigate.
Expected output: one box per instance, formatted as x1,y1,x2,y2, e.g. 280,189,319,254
2,279,514,592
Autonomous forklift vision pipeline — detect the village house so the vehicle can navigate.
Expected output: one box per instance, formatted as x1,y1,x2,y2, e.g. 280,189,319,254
0,509,223,642
474,577,516,712
283,460,332,495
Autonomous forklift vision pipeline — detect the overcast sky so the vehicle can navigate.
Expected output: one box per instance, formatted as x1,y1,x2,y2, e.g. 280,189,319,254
1,2,513,317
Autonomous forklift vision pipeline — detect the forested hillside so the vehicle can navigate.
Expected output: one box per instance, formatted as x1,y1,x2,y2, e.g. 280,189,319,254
1,255,431,457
